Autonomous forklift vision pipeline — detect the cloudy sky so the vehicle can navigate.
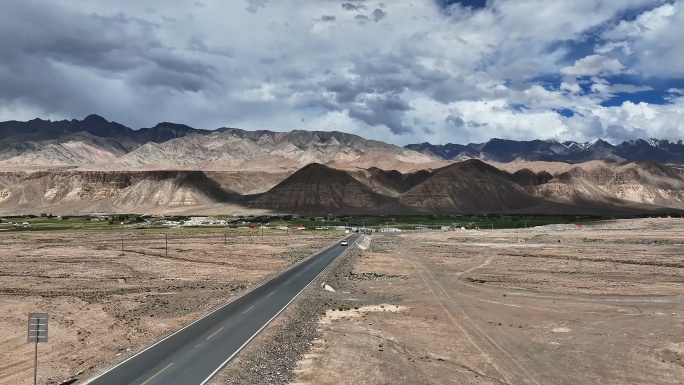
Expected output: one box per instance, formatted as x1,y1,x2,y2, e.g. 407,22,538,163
1,0,683,145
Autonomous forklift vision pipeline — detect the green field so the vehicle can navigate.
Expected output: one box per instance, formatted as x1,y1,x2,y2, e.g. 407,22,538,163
1,212,677,233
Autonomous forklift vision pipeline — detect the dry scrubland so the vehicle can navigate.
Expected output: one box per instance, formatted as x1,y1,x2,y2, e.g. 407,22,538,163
0,230,338,385
291,218,684,385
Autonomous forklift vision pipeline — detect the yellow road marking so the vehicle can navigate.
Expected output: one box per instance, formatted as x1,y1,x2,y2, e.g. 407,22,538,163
206,326,224,340
141,362,173,385
244,305,255,314
267,291,275,297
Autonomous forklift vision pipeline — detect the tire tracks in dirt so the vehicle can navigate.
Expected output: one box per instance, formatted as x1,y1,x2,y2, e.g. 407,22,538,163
399,250,544,385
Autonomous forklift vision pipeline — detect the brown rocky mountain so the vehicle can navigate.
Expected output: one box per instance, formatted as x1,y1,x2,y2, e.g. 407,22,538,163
398,160,552,213
0,115,683,215
0,159,683,215
249,163,396,214
0,116,436,171
0,170,285,215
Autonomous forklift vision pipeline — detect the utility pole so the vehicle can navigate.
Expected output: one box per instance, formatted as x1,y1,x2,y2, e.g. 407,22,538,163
121,237,124,255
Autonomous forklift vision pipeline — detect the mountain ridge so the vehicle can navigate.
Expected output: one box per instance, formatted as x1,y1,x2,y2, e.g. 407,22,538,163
0,115,683,215
406,137,684,164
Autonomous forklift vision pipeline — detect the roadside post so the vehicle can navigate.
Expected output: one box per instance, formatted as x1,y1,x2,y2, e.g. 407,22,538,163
28,313,49,385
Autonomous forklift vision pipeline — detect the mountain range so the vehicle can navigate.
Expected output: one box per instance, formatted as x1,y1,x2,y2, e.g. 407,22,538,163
406,138,684,164
0,115,683,215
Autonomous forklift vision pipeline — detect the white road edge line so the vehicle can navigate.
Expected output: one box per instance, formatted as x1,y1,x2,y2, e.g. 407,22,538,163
198,235,360,385
82,236,351,385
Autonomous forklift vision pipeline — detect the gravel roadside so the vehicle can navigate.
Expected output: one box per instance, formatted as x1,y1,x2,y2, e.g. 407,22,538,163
211,236,398,385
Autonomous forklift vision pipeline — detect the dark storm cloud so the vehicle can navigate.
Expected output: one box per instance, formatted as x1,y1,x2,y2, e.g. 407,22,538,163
372,9,387,22
186,37,234,57
0,1,217,118
308,49,464,134
320,15,336,22
421,126,435,134
245,0,269,13
342,3,367,11
355,14,370,23
445,114,465,127
347,94,413,134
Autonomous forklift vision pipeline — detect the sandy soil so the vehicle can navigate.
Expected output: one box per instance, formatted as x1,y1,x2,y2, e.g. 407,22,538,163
0,230,338,385
291,218,684,385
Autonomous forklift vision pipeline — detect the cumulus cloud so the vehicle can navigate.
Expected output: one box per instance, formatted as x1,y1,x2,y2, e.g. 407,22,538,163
0,0,682,146
561,55,625,78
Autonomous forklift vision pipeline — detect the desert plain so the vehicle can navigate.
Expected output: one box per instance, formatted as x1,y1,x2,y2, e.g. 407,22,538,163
289,218,684,385
0,230,338,384
0,219,682,385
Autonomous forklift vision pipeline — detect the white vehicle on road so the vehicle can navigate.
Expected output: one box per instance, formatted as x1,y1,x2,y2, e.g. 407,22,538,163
340,240,348,246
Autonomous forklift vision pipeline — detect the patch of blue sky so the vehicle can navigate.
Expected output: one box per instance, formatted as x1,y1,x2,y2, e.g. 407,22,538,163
554,108,575,118
547,36,601,65
546,1,672,66
600,90,665,107
509,103,527,112
524,74,564,91
435,0,488,13
599,76,684,107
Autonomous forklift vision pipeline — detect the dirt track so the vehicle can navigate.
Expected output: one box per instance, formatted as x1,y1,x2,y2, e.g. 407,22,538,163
291,219,684,384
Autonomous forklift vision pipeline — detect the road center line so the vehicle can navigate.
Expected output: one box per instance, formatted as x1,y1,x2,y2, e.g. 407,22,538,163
141,362,173,385
284,279,291,285
267,291,275,297
206,327,224,340
244,305,255,314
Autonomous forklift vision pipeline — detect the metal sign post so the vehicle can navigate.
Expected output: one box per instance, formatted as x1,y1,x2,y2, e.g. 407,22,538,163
28,313,49,385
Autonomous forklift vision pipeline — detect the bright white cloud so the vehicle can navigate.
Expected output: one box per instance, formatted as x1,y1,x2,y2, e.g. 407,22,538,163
0,0,682,145
602,2,684,78
561,55,625,77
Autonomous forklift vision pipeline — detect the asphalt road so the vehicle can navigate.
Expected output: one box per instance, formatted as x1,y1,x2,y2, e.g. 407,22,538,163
86,234,360,385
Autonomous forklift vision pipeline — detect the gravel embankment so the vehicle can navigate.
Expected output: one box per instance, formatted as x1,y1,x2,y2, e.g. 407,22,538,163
212,236,399,385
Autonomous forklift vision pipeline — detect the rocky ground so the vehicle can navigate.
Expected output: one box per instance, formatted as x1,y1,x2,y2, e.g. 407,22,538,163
218,218,683,385
0,230,338,385
2,218,683,385
209,236,398,384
